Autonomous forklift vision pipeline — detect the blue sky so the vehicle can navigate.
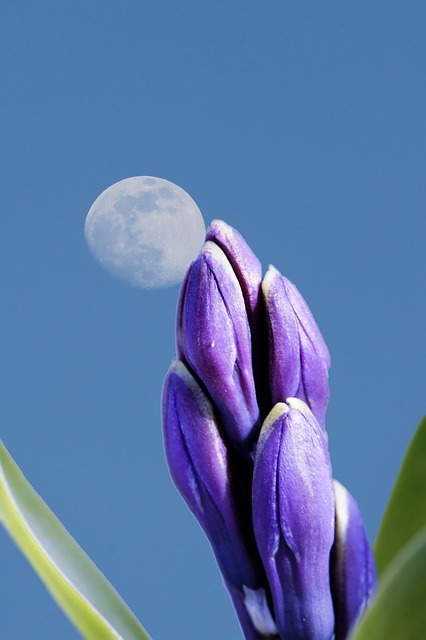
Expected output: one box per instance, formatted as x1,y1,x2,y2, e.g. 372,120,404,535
1,3,425,639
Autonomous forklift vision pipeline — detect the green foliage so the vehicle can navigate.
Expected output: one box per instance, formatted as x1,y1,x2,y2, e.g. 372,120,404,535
352,526,426,640
351,416,426,640
374,416,426,576
0,441,151,640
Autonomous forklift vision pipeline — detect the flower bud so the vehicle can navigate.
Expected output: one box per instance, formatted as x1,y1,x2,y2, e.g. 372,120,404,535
162,359,264,595
165,221,377,640
206,220,263,330
206,219,270,413
178,240,261,454
177,218,264,360
262,266,330,428
252,399,335,640
331,480,377,640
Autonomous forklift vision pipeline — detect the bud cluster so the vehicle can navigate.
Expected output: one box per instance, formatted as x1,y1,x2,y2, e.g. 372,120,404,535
162,220,376,640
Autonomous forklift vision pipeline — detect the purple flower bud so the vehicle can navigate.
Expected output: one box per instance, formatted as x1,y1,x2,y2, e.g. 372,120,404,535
252,399,335,640
206,220,263,330
178,240,261,454
331,480,377,640
176,219,264,363
166,222,376,640
206,219,270,413
162,359,264,594
262,266,330,428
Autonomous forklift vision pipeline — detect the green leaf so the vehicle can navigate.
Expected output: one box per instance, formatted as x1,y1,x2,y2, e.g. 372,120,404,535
351,526,426,640
374,416,426,577
0,440,152,640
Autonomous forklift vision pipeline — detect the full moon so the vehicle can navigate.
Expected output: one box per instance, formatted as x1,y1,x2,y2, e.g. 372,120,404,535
84,176,206,289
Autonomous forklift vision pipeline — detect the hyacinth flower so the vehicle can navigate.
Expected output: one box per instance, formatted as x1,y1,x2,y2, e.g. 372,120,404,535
162,218,377,640
162,219,378,639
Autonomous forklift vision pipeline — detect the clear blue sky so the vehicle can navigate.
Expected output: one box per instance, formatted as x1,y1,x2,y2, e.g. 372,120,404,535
1,3,425,639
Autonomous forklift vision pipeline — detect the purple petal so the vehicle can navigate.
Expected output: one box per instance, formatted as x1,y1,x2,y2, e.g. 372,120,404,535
252,399,335,640
206,220,270,412
262,266,330,428
331,480,377,640
162,359,262,590
262,268,301,401
178,219,264,361
206,219,263,327
180,241,261,454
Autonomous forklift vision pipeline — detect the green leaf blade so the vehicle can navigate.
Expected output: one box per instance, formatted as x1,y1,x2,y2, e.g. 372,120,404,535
374,416,426,577
0,440,151,640
351,526,426,640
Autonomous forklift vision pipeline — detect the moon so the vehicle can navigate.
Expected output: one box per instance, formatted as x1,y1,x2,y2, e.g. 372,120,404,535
84,176,206,289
